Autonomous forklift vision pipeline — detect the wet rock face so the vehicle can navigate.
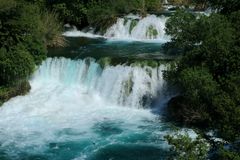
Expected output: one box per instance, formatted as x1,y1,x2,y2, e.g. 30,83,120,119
142,93,154,108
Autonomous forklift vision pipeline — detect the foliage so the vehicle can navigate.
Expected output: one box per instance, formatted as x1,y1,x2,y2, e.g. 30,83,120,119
0,0,64,104
0,46,35,85
217,147,240,160
0,80,31,106
145,0,163,12
0,1,40,47
168,0,193,6
46,0,163,31
165,10,240,141
165,10,197,52
40,11,66,48
50,0,88,27
23,0,46,9
165,133,209,160
208,0,240,14
167,68,217,125
0,0,47,64
86,0,117,33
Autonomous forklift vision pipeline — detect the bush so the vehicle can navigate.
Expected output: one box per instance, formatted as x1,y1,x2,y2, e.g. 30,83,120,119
0,46,35,86
217,148,240,160
0,80,31,106
165,10,240,141
49,0,88,28
0,0,65,104
40,11,66,48
165,133,209,160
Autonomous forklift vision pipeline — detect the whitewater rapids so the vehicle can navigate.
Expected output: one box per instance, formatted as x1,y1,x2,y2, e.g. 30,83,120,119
0,57,172,160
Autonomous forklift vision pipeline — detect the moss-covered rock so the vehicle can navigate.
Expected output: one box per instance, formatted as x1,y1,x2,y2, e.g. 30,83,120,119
131,60,159,68
122,73,134,97
97,57,172,69
146,25,158,39
123,18,128,25
0,81,31,106
129,19,138,34
97,57,112,68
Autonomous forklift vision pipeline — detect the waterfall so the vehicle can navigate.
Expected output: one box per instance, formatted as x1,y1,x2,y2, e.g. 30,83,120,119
0,57,169,159
0,58,199,159
32,57,165,108
63,14,170,42
104,15,168,41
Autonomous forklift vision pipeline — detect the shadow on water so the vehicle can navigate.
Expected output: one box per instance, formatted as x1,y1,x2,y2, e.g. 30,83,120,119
88,144,171,160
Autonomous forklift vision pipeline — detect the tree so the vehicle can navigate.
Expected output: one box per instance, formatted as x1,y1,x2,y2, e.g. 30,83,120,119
208,0,240,14
165,133,209,160
0,46,35,85
165,10,240,141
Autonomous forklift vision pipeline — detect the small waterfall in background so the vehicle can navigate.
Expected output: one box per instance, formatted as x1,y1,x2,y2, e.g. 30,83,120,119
63,14,170,42
104,15,169,41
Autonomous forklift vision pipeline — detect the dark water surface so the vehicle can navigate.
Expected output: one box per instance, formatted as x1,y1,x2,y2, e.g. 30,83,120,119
48,37,166,60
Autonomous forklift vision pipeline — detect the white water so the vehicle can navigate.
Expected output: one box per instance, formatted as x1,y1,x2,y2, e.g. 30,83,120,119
63,26,102,38
0,58,169,159
105,15,169,41
32,58,165,108
63,14,170,42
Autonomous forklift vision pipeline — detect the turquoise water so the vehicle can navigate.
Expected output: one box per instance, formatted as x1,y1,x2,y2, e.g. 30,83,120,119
0,38,177,160
48,37,166,60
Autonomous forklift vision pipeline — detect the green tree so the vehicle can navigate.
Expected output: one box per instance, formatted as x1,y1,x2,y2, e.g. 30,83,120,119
165,10,240,141
208,0,240,14
165,133,209,160
0,0,64,105
0,46,35,85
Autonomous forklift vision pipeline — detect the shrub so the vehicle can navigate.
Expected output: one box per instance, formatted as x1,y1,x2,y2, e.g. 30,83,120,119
165,133,209,160
0,46,35,86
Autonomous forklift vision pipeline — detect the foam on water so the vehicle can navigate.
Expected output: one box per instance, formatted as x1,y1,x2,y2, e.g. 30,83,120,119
0,58,171,159
63,26,102,38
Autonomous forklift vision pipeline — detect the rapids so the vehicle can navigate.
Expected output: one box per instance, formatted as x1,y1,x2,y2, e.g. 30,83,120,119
0,57,174,160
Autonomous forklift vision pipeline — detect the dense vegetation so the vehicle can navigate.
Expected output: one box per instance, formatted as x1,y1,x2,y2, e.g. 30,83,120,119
165,9,240,141
164,1,240,159
46,0,165,33
0,0,63,105
19,0,209,33
165,132,209,160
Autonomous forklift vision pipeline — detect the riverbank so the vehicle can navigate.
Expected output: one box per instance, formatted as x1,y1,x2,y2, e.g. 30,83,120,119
0,81,30,106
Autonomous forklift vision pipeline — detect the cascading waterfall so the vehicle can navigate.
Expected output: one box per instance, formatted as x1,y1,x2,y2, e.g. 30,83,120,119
32,57,165,108
104,15,169,41
63,14,170,42
0,57,171,160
